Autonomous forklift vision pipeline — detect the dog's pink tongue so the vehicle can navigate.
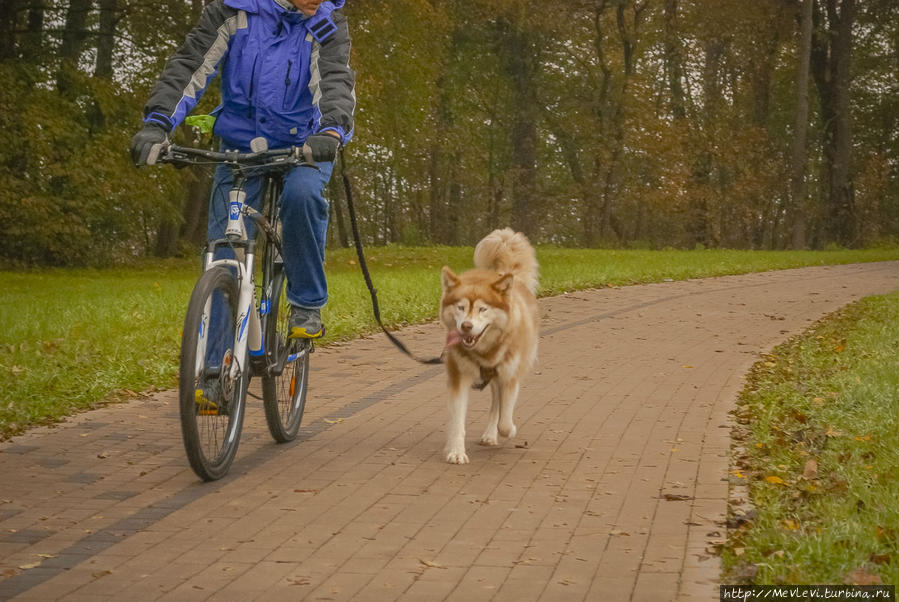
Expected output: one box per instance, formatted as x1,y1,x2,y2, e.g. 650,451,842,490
445,330,462,348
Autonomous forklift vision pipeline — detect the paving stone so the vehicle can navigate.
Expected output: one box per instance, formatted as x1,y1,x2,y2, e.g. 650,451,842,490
0,263,897,601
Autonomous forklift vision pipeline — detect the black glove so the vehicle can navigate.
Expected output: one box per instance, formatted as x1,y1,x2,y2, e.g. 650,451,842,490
130,123,168,166
302,133,340,163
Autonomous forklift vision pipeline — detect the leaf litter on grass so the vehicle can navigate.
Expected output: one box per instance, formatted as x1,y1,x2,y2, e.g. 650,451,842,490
723,292,899,585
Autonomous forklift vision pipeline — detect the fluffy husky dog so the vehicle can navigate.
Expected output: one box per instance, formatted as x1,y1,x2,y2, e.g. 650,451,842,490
440,228,539,464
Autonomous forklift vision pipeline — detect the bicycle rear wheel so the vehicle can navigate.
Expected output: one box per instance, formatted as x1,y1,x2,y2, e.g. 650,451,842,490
262,269,309,442
179,266,248,481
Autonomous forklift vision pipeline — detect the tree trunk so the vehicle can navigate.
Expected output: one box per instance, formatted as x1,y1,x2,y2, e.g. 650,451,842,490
178,172,210,247
57,0,93,95
810,0,834,245
85,0,117,133
583,3,612,247
811,0,856,246
691,38,724,247
94,0,116,79
428,144,446,243
663,0,686,119
828,0,855,245
24,0,46,58
498,17,539,238
155,220,180,257
428,69,454,245
790,0,813,249
328,169,349,248
750,12,782,128
447,175,461,243
0,0,19,59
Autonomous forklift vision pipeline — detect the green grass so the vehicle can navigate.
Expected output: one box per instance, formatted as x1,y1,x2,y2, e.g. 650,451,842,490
723,291,899,585
2,246,898,439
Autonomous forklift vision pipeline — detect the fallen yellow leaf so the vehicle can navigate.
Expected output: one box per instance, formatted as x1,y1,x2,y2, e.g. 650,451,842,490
765,475,785,485
419,559,446,569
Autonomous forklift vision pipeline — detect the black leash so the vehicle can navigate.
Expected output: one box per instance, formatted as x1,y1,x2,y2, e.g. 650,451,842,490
339,148,443,366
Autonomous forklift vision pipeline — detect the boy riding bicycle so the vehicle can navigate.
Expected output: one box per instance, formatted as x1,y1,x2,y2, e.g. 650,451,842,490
130,0,355,340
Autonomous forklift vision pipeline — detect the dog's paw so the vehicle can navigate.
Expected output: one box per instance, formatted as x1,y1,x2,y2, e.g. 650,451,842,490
445,448,470,464
479,432,499,446
498,423,517,439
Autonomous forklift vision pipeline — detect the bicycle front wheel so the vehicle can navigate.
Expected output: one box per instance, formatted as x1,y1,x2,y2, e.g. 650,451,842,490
262,270,309,442
179,266,248,481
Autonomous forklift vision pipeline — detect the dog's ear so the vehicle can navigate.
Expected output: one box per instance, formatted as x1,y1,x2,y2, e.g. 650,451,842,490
441,266,460,290
492,273,514,294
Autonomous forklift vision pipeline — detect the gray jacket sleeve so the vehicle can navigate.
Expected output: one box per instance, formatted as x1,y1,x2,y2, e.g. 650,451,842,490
143,0,240,131
311,11,356,143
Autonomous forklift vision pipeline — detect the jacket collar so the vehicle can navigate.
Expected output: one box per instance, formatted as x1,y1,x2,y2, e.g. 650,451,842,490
224,0,345,15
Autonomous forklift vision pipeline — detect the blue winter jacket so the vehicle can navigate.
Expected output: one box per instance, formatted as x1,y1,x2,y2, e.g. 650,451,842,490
143,0,355,151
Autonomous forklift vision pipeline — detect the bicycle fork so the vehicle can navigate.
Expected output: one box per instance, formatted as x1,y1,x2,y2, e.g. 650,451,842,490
201,184,264,383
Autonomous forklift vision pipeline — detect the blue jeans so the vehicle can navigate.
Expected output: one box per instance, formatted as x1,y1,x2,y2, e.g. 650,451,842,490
207,161,334,309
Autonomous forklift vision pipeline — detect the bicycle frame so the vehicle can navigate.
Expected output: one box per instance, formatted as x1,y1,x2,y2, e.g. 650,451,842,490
197,174,265,384
160,140,317,479
158,141,315,382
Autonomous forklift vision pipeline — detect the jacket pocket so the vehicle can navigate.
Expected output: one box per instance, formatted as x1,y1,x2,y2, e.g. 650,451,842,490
282,40,310,111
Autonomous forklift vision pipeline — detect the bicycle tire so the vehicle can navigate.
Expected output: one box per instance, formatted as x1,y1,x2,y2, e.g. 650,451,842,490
179,266,248,481
262,269,309,442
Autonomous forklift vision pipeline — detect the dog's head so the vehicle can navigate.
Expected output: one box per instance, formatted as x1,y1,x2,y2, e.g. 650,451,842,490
440,266,512,350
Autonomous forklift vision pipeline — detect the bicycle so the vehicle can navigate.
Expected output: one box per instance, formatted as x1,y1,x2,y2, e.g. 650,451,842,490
152,138,315,481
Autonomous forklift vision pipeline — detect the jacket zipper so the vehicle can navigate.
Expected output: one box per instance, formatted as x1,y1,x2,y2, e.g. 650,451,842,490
285,60,292,88
247,56,258,118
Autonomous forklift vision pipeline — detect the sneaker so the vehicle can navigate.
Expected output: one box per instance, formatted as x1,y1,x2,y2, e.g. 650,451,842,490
288,306,324,339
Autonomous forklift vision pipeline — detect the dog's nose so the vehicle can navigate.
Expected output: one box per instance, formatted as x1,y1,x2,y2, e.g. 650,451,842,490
460,321,473,333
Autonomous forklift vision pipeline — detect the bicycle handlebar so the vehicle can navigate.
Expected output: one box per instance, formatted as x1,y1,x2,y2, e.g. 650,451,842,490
151,142,312,171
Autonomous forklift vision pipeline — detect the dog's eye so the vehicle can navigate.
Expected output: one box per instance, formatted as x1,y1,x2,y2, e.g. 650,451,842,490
457,304,465,311
479,307,488,314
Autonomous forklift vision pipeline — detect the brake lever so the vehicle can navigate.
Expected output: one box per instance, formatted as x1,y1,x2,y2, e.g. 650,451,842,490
146,140,173,166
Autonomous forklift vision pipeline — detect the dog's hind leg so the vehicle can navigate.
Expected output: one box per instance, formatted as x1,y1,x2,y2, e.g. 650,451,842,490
480,381,501,446
497,379,519,439
445,384,470,464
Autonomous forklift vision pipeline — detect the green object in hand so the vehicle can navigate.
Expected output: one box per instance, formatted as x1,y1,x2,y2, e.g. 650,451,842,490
185,115,216,134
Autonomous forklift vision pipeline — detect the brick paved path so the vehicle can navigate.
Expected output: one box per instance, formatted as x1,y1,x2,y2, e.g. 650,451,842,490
2,262,898,601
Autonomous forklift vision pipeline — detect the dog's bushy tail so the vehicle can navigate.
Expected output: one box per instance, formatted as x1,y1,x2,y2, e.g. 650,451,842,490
473,228,539,294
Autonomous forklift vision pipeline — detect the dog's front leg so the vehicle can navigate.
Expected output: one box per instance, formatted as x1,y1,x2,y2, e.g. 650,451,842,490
445,383,470,464
480,380,501,446
497,379,519,439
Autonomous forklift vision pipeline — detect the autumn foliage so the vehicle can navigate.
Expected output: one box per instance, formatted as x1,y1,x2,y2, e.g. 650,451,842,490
1,0,897,266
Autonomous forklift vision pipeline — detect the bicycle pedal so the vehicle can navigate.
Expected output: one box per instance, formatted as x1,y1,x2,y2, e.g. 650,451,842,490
288,325,325,339
195,388,220,415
